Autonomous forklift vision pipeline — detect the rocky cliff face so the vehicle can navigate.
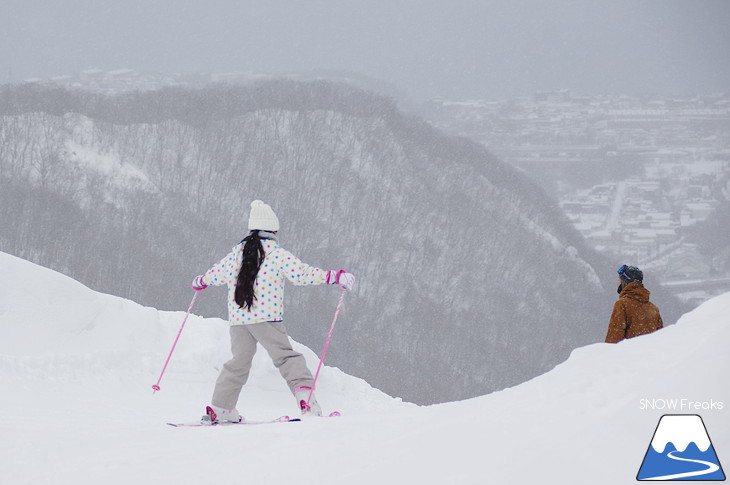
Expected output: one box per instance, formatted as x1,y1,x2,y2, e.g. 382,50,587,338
0,81,613,403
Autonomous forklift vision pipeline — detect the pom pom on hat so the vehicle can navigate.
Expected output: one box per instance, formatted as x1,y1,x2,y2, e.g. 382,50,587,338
248,200,279,232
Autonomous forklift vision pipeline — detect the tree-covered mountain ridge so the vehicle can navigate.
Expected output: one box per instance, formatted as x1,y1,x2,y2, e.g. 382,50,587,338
1,80,619,404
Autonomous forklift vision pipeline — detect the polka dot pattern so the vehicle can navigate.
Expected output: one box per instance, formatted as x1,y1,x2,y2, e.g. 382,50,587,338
201,239,328,325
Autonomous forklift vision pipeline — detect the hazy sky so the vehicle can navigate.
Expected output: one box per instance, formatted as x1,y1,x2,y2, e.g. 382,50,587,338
1,0,728,100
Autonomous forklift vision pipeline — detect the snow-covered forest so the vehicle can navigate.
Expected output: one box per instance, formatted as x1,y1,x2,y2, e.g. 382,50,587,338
1,81,691,404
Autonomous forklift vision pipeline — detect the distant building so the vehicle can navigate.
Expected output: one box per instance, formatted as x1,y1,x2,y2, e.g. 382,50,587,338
680,202,717,226
665,248,712,280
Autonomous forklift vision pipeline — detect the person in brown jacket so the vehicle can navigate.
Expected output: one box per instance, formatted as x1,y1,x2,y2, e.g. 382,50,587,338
605,265,663,343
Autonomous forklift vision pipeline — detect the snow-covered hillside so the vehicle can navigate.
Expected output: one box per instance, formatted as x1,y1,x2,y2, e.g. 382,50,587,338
1,252,727,485
1,82,633,405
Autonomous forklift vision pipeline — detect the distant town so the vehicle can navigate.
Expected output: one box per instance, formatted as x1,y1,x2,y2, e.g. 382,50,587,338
10,70,730,304
424,90,730,305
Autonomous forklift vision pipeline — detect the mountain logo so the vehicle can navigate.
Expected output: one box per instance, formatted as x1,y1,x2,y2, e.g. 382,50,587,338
637,414,726,481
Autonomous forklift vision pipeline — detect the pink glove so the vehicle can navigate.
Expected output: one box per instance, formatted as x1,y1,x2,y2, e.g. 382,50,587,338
326,270,355,290
192,275,208,291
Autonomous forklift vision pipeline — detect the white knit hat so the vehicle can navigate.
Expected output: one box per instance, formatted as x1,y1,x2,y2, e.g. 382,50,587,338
248,200,279,232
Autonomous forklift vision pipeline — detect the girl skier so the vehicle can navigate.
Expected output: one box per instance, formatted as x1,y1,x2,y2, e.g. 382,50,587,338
192,200,355,423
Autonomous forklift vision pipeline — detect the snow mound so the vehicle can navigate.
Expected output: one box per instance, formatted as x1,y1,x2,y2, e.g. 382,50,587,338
1,251,728,485
0,250,404,415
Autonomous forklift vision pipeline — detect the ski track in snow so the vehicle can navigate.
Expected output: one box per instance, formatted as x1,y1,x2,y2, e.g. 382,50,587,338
1,251,728,485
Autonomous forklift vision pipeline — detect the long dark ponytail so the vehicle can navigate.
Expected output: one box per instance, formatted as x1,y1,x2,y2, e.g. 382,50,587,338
235,230,265,310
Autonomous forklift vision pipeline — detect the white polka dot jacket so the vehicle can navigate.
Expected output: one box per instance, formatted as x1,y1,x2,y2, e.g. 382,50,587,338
201,237,329,325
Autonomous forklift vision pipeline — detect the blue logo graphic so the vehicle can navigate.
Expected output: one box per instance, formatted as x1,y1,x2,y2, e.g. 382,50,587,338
637,414,725,481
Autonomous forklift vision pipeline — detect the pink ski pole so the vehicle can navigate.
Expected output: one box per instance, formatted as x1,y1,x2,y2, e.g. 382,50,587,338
152,291,199,394
307,286,348,407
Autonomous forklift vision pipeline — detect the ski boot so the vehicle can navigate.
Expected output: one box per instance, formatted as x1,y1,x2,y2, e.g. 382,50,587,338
294,386,322,417
201,405,243,425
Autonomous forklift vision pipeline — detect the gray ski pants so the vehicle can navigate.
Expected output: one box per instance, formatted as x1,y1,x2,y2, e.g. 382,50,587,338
211,322,314,409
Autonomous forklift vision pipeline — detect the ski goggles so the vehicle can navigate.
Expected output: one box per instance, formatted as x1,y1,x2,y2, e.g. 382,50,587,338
617,265,628,276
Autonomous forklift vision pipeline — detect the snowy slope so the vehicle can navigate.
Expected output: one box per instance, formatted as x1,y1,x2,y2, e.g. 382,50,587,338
1,251,727,485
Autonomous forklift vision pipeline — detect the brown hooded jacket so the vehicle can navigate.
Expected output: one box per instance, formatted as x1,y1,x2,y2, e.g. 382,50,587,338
605,281,663,343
